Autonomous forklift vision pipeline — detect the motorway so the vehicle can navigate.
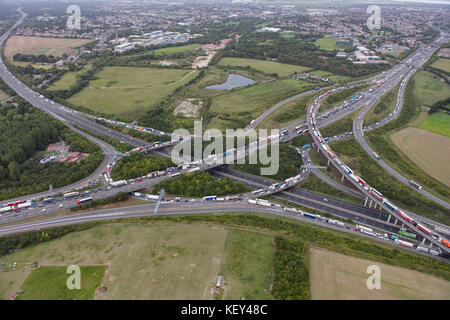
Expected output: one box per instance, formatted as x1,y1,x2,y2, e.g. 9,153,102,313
306,34,450,253
353,55,450,210
0,9,448,256
0,200,446,262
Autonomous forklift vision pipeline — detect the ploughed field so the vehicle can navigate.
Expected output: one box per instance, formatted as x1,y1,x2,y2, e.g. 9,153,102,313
309,247,450,300
4,35,91,61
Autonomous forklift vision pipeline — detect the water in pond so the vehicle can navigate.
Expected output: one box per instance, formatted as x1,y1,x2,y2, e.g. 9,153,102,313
206,74,255,90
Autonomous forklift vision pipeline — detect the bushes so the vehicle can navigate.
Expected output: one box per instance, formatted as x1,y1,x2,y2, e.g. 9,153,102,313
70,192,129,211
272,237,310,300
234,143,302,181
111,152,174,181
152,171,250,197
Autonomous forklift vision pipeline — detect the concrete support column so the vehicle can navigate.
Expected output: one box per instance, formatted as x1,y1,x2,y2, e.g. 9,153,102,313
341,174,345,182
369,199,373,207
421,238,426,244
364,196,368,207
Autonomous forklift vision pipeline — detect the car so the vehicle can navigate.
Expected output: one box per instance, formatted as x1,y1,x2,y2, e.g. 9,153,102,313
41,208,46,212
59,204,64,207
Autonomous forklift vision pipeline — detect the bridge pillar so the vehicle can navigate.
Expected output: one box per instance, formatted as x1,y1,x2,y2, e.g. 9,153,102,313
341,174,345,182
369,199,373,207
421,238,426,244
327,159,330,166
364,196,368,207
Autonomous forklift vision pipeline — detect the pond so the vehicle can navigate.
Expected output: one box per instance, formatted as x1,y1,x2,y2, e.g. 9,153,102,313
206,74,255,90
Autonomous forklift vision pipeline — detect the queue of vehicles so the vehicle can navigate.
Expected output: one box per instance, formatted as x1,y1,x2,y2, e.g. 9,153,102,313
309,63,450,253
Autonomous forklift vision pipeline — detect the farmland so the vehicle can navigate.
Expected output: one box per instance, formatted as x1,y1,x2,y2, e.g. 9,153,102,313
1,222,276,300
413,71,450,106
310,248,450,300
419,112,450,138
217,57,311,77
391,127,450,187
67,67,199,118
4,35,91,61
431,58,450,73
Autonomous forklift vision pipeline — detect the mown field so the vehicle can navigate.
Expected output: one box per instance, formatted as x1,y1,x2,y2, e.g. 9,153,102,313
310,248,450,300
431,58,450,73
391,127,450,187
207,79,313,130
314,37,339,51
413,71,450,106
18,266,106,300
217,57,311,77
419,112,450,138
4,35,91,61
67,67,199,118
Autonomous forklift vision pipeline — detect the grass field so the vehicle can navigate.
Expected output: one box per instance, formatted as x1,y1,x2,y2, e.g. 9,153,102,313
1,222,278,300
17,266,106,300
419,112,450,138
310,248,450,299
151,43,202,56
0,89,8,101
208,79,313,130
431,58,450,73
314,37,339,51
413,71,450,106
256,92,316,129
220,229,274,300
49,64,93,91
4,35,91,61
364,84,398,126
391,127,450,186
67,67,198,118
217,57,311,78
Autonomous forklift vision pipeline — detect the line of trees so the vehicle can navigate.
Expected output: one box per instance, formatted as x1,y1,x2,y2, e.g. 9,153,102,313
111,152,174,181
272,236,310,300
152,171,250,197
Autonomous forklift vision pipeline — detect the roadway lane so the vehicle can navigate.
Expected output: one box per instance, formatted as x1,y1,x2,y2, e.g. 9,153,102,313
0,201,446,262
353,56,450,210
306,35,450,253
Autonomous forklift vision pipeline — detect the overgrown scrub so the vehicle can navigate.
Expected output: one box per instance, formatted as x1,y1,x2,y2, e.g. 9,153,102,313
234,143,302,181
70,192,129,211
111,152,174,180
366,76,449,199
320,109,359,138
152,171,250,197
272,237,310,300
